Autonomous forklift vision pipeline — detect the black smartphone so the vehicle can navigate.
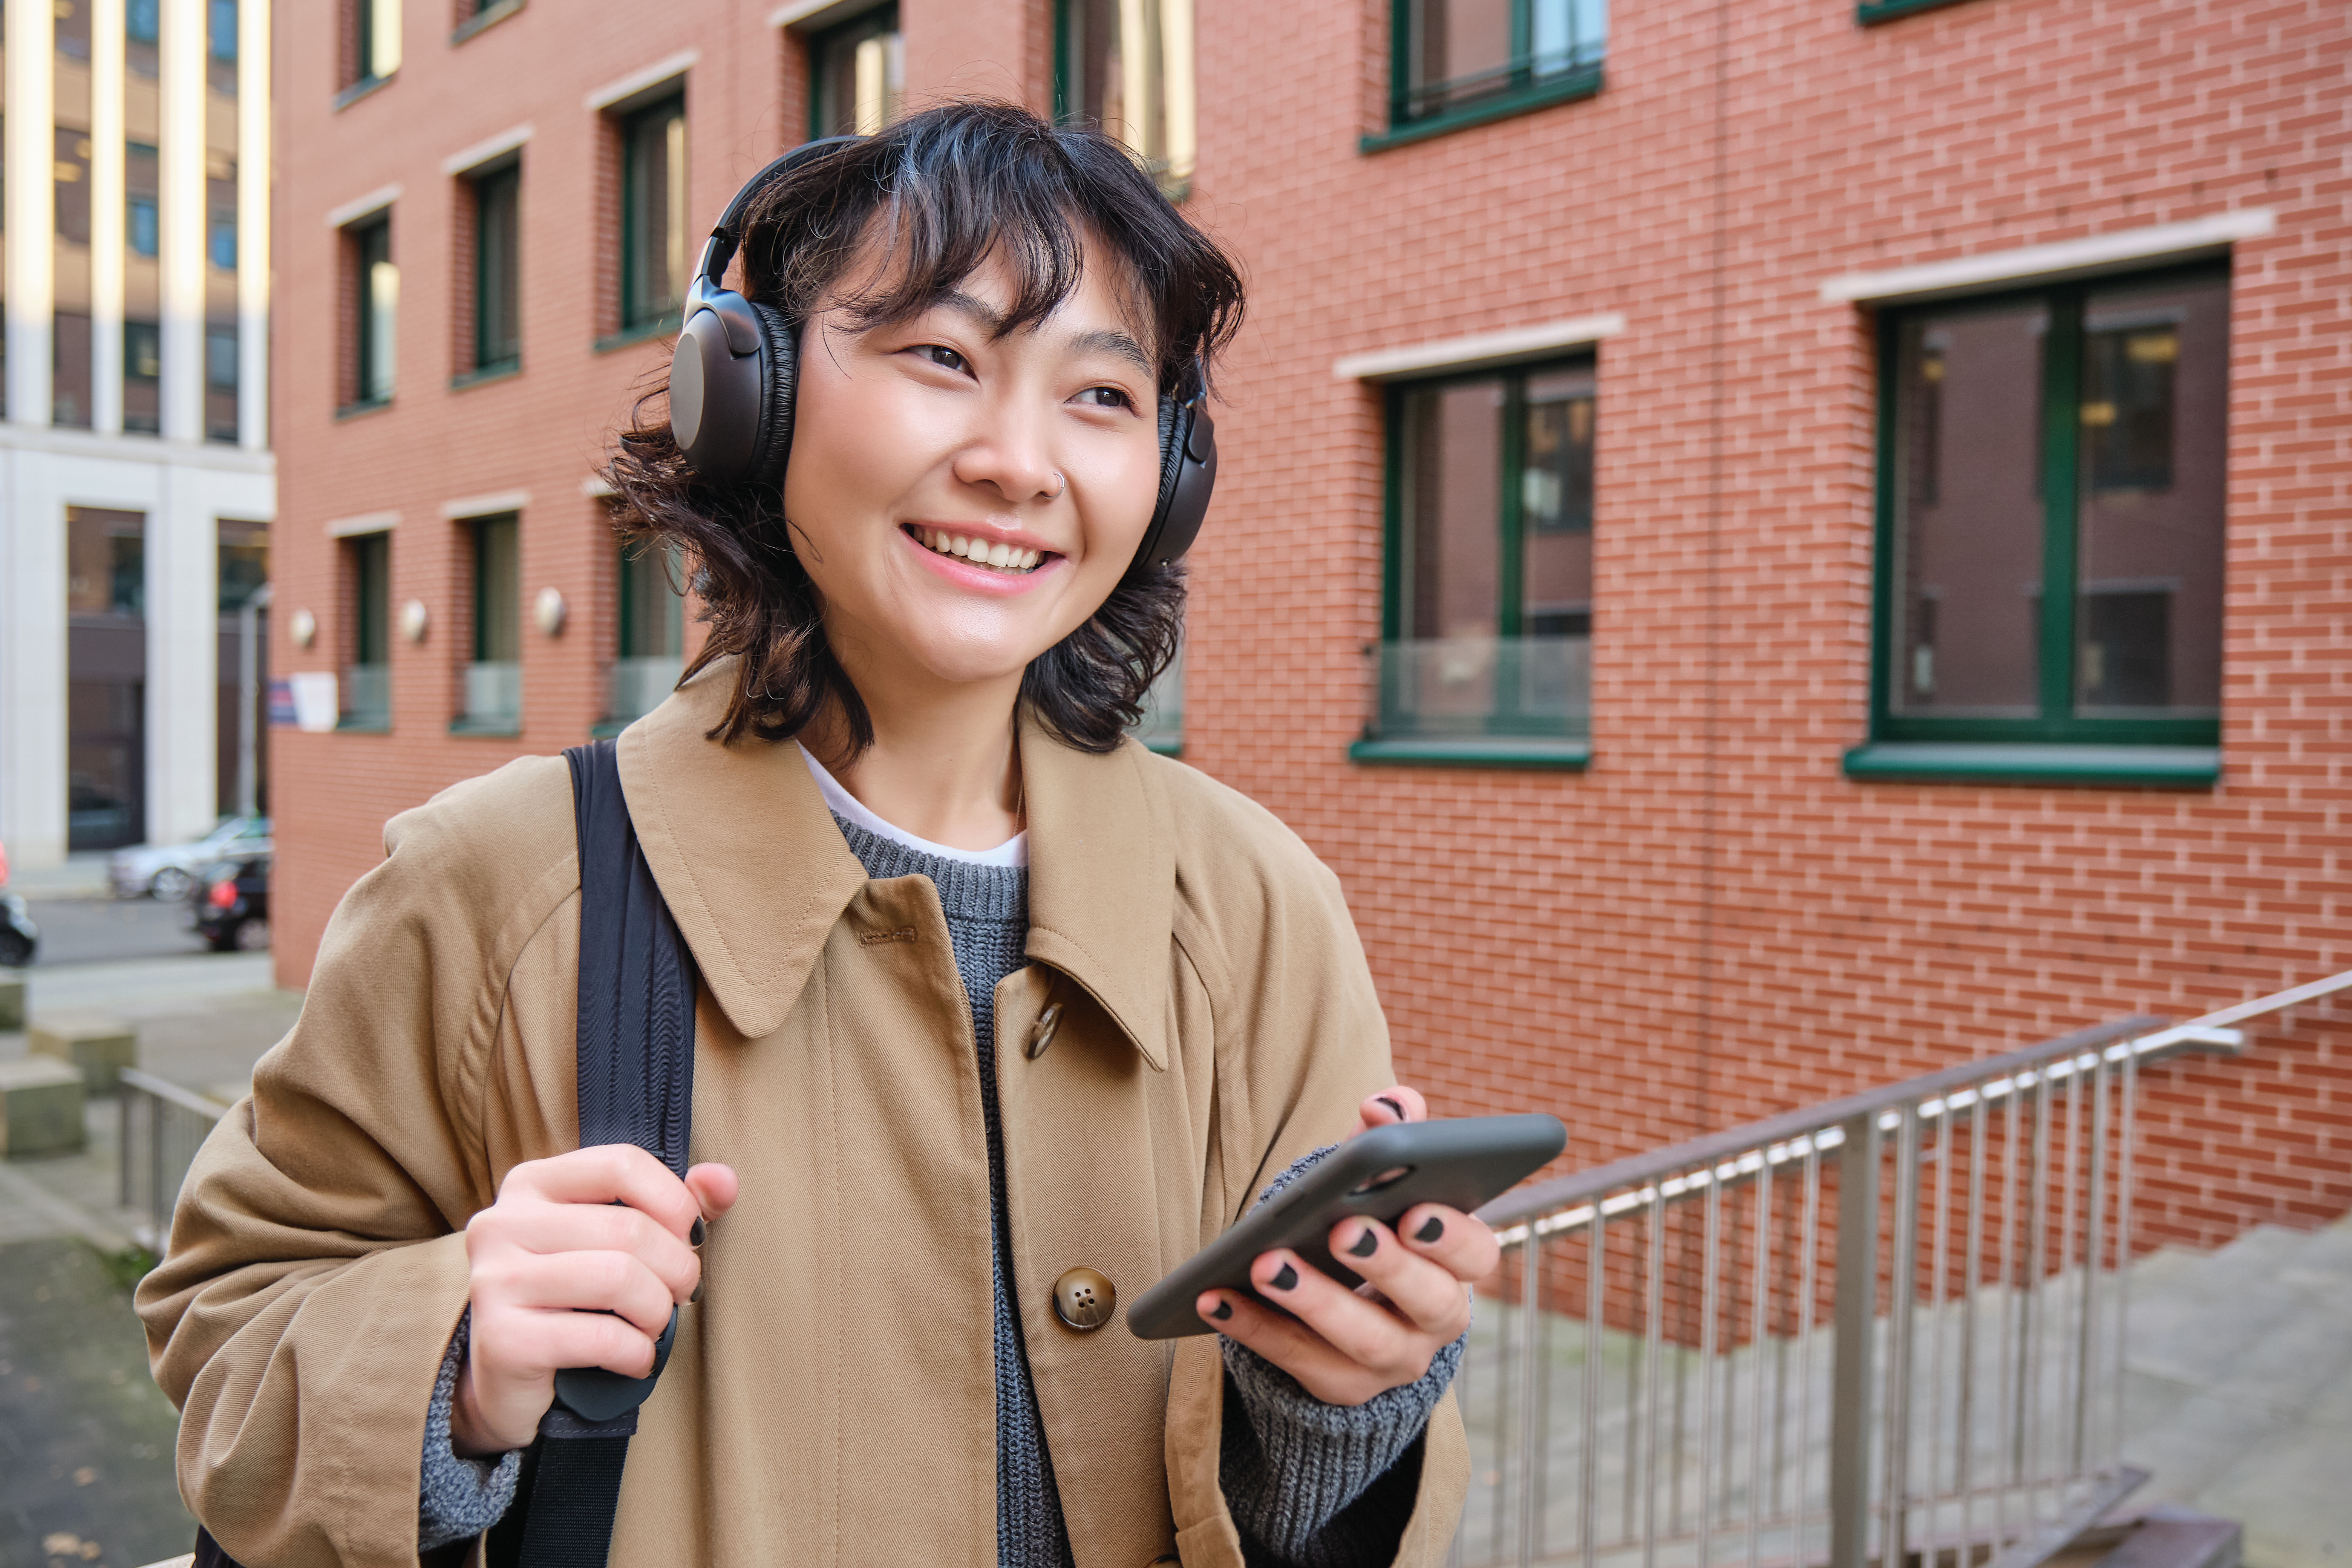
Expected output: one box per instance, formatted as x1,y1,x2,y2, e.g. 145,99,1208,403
1125,1113,1567,1339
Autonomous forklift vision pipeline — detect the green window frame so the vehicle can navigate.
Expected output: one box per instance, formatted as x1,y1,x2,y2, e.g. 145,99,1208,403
1367,0,1606,152
1052,0,1195,199
469,159,522,377
346,211,395,411
350,0,400,89
600,541,685,733
808,4,902,141
1857,0,1978,24
1851,262,2227,787
340,531,391,730
617,93,687,338
1355,354,1597,768
455,513,522,734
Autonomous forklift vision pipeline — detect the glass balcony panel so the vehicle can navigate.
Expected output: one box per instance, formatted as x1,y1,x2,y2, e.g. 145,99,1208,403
608,656,682,725
1373,634,1588,739
342,663,390,727
463,661,520,727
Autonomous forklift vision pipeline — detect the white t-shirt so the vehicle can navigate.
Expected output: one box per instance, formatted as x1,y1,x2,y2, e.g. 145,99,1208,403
797,742,1029,869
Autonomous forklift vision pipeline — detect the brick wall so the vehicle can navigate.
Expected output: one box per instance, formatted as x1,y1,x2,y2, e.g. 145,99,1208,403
271,0,2351,1253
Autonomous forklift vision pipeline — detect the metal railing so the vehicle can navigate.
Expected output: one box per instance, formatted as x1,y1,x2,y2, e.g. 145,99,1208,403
1453,970,2352,1568
118,1067,231,1252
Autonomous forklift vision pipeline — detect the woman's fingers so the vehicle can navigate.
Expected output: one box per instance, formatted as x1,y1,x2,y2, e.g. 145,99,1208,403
491,1248,680,1339
1240,1250,1438,1384
1195,1289,1388,1407
1351,1084,1429,1137
1327,1217,1473,1338
1395,1202,1501,1284
502,1144,706,1241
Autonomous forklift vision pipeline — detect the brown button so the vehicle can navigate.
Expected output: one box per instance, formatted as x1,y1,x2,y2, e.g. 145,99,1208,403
1052,1266,1115,1331
1025,1002,1063,1060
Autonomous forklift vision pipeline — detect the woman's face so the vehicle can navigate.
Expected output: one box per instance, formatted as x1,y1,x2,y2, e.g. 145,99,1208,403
781,241,1165,695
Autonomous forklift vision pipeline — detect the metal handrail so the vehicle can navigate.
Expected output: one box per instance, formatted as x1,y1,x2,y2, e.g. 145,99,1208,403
1448,969,2352,1568
117,1068,231,1252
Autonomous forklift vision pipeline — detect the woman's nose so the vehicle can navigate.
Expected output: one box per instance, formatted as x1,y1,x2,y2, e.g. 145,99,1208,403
949,406,1060,504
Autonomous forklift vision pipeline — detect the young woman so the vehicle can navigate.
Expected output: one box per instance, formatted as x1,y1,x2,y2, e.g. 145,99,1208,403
139,102,1496,1568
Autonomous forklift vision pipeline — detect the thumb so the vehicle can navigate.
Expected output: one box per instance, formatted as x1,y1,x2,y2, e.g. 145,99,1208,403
684,1162,740,1222
1350,1085,1428,1138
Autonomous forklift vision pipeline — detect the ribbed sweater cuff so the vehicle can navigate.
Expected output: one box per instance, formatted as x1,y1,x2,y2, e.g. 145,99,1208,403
418,1309,522,1551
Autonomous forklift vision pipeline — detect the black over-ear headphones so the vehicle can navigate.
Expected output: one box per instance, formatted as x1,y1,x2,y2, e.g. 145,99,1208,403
667,136,1217,576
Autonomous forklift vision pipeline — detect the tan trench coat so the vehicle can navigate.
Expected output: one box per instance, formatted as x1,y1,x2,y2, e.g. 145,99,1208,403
136,661,1468,1568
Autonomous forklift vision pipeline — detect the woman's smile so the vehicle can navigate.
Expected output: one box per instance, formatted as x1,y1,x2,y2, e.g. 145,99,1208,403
903,522,1060,579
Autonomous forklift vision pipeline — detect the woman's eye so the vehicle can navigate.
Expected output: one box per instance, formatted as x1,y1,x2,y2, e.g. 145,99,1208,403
1073,386,1135,410
910,344,970,374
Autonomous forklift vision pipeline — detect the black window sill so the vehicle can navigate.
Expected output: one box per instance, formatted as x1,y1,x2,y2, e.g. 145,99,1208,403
450,361,522,392
336,397,393,421
452,0,525,45
596,317,680,354
334,73,395,111
335,717,391,734
1361,67,1604,154
449,717,522,738
1842,742,2220,788
1857,0,1979,21
1349,735,1591,770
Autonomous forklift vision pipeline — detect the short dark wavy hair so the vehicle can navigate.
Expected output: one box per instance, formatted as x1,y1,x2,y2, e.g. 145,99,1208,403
603,100,1246,754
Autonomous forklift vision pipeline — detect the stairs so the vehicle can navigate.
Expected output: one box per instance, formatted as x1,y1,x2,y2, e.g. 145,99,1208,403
2117,1214,2352,1568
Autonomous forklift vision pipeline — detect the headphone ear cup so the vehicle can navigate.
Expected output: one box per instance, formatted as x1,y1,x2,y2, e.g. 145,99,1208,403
747,299,800,492
1130,394,1216,576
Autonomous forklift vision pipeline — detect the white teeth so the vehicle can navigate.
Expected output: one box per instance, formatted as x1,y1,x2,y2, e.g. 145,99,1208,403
986,541,1012,568
916,528,1043,572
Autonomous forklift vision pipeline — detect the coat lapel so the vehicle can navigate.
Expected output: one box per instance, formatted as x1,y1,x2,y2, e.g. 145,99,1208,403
614,663,870,1042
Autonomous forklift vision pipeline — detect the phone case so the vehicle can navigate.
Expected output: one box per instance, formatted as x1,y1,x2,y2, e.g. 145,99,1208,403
1125,1113,1567,1339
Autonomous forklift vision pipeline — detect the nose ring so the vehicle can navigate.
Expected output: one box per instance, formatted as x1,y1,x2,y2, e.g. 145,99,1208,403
1046,472,1066,501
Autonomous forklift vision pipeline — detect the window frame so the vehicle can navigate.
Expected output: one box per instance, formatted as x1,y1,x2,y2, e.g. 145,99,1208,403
1856,0,1978,24
343,210,396,413
338,530,393,732
468,157,523,378
616,91,688,339
1355,352,1597,769
1366,0,1606,153
1862,260,2227,762
807,3,902,142
1050,0,1194,199
454,512,524,735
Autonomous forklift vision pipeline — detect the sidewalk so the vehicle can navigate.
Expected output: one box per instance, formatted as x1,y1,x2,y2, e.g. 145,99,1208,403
1,954,299,1568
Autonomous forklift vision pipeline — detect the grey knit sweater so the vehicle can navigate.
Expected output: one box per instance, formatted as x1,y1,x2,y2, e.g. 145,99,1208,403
418,815,1456,1562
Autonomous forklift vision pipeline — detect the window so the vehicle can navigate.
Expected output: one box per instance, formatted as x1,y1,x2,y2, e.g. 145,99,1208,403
55,314,94,429
56,129,92,246
345,0,401,90
210,0,239,93
56,0,92,58
1859,265,2226,778
1056,0,1194,197
345,211,397,409
127,0,160,76
608,542,683,727
124,321,162,434
127,141,161,257
208,160,239,270
1359,356,1596,764
67,510,150,852
1131,643,1183,755
617,94,686,335
460,513,522,732
810,6,904,139
469,161,522,374
206,325,240,443
341,532,392,729
1379,0,1606,145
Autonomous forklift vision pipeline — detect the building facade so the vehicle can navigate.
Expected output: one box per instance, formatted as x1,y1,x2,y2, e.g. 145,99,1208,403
270,0,2349,1250
0,0,277,867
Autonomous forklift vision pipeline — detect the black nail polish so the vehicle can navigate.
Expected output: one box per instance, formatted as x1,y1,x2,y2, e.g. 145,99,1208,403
1269,1262,1299,1291
1347,1227,1379,1259
1377,1095,1405,1121
1210,1300,1233,1321
1415,1216,1446,1244
690,1218,706,1246
689,1280,703,1304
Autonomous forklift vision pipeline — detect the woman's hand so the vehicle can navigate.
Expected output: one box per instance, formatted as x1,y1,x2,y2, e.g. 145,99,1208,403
452,1145,738,1455
1195,1087,1500,1407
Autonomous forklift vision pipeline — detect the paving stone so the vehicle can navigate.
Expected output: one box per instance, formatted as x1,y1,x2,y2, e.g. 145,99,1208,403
0,1239,196,1568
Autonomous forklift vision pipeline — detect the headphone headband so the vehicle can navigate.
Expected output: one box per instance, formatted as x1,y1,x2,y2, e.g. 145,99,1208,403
691,135,864,294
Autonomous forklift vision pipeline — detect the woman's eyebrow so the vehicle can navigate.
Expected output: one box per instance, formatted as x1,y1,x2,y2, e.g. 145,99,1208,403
931,289,1154,378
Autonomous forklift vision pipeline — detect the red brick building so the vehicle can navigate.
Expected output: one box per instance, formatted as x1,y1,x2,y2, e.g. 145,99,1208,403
270,0,2350,1252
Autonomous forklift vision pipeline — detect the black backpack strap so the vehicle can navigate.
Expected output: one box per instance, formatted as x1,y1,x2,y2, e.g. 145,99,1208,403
487,738,700,1568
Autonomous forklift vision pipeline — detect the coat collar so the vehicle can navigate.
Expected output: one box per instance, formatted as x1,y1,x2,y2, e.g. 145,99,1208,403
618,660,1175,1067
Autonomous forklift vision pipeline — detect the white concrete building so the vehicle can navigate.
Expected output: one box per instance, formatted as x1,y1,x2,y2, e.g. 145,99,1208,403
0,0,274,870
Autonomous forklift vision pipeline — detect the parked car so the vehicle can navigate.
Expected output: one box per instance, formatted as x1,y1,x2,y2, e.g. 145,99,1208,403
0,839,32,966
111,815,272,902
190,853,270,953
